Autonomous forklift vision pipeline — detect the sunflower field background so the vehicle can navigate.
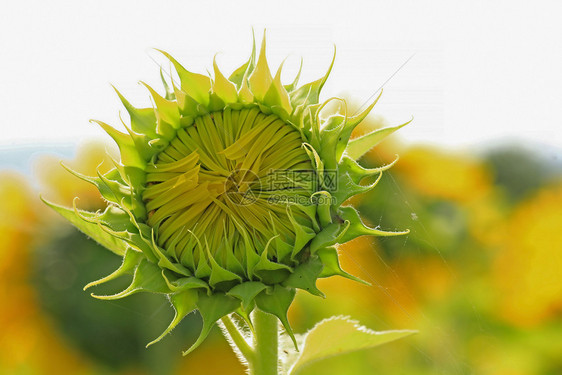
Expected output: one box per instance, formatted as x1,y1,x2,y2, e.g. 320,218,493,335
1,109,561,374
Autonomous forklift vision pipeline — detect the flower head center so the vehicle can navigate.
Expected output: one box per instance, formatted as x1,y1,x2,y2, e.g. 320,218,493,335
142,108,314,273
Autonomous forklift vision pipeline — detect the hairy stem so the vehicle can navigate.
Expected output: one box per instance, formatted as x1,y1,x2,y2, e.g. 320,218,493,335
220,315,255,362
250,309,279,375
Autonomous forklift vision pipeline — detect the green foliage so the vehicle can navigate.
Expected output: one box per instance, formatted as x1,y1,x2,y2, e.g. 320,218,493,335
283,317,415,375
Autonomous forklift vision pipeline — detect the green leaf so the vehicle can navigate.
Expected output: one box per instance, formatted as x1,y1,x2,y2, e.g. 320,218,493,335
345,118,412,160
288,316,415,374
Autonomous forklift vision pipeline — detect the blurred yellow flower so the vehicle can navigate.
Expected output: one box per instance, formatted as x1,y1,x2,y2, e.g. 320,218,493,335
494,182,562,326
465,191,507,247
0,172,94,374
393,147,492,204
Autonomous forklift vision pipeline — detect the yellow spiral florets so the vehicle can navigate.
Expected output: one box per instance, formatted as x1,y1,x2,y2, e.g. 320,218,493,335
143,108,316,287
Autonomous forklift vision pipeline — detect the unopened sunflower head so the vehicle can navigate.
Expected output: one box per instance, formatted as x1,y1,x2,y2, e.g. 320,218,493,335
43,34,410,354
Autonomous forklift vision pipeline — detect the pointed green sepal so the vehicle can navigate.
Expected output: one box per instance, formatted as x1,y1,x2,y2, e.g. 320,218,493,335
248,33,273,102
263,61,292,117
337,206,409,243
84,247,144,290
113,86,158,139
90,119,146,170
312,191,333,228
253,243,293,284
289,46,335,110
213,56,238,103
91,258,171,300
149,230,191,277
255,285,298,350
42,197,128,256
282,256,325,297
339,155,398,185
309,221,350,254
159,68,175,100
182,292,241,356
238,78,255,104
318,111,346,170
156,49,211,107
335,90,383,161
286,206,316,260
332,167,383,206
235,306,255,334
60,163,131,206
172,81,201,117
161,270,209,293
194,248,212,280
317,247,369,285
283,57,303,92
227,281,268,311
208,253,243,289
346,118,412,160
121,120,160,162
146,289,199,347
140,81,181,131
229,32,256,88
95,221,158,264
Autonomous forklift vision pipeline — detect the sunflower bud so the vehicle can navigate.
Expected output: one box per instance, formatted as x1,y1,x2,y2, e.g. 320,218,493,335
43,34,409,354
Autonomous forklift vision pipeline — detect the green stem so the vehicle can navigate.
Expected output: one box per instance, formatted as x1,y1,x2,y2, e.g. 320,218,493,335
220,315,255,361
250,309,279,375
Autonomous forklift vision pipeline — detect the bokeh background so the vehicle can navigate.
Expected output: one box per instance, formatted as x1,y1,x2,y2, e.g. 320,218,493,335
2,1,562,374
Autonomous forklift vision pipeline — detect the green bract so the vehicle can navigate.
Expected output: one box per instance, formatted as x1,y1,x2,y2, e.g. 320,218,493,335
43,35,409,355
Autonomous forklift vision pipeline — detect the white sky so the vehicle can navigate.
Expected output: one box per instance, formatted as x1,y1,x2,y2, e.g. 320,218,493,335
1,0,561,151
